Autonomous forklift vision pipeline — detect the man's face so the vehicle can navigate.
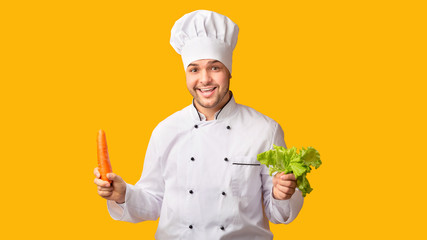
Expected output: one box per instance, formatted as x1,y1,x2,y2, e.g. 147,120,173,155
185,59,231,112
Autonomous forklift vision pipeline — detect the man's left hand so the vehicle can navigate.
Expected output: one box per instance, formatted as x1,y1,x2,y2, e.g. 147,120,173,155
272,172,297,200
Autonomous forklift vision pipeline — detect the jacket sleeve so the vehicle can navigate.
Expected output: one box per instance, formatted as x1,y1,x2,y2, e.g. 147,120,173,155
107,129,165,223
261,122,304,224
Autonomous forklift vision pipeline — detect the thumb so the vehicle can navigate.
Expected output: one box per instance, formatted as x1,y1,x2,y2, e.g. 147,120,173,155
107,173,124,183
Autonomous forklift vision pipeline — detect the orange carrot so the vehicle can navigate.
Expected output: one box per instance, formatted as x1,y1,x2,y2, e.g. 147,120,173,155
97,129,112,183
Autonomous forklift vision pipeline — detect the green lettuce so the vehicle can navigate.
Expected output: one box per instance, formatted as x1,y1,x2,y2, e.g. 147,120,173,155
257,145,322,197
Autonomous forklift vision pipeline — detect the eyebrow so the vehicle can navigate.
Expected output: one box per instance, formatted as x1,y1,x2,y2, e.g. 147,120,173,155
187,60,220,67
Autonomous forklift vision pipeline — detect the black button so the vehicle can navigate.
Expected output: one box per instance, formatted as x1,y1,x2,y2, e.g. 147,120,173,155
226,126,231,130
224,157,229,162
189,190,194,194
222,192,226,196
191,157,195,161
194,125,198,128
220,226,225,231
189,225,193,229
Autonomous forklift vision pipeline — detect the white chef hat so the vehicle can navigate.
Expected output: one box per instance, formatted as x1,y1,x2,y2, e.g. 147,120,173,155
170,10,239,73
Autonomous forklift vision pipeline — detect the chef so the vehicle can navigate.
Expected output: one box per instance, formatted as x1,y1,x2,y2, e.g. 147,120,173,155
94,10,304,240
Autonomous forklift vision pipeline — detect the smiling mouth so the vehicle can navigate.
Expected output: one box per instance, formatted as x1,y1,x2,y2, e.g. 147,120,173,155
197,87,216,92
197,87,217,97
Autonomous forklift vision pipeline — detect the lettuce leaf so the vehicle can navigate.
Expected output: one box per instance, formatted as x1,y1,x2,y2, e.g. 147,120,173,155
257,145,321,197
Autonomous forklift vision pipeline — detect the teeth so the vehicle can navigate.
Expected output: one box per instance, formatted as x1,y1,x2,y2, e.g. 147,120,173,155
200,88,215,92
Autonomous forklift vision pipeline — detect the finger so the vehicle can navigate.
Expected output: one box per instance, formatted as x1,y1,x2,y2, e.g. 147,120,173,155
98,189,113,198
278,179,297,188
94,167,100,178
107,173,115,181
107,173,124,184
273,172,284,185
97,185,113,192
274,172,285,178
94,178,110,187
280,173,296,181
275,184,296,195
273,188,290,200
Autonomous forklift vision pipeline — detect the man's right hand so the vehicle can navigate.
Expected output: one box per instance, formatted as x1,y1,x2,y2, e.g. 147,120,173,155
94,167,126,204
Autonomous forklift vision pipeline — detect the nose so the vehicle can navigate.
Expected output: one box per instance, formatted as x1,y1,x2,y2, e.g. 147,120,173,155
200,69,212,85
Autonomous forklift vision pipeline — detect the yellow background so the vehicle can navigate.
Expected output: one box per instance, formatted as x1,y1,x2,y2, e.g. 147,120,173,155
1,0,426,239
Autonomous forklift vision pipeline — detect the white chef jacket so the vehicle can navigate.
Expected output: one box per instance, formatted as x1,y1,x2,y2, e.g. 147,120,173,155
107,93,304,240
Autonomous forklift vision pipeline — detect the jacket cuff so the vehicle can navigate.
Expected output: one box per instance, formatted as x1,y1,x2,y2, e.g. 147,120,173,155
270,188,304,224
107,183,132,220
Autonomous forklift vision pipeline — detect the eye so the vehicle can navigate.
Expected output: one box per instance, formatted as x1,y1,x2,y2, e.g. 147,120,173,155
211,66,220,71
189,68,198,73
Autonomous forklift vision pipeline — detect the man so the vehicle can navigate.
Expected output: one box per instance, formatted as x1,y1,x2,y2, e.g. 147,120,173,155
94,10,303,239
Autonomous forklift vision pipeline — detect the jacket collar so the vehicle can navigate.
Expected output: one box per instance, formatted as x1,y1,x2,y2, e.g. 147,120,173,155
191,91,237,121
